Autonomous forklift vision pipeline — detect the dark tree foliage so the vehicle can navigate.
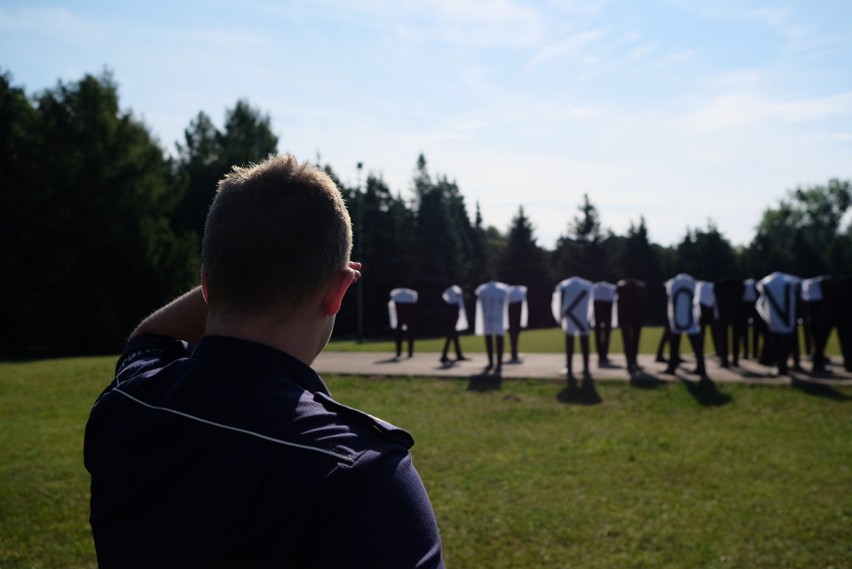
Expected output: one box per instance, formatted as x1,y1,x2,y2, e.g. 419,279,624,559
0,71,196,353
340,173,416,336
745,180,852,278
675,222,738,281
171,101,278,246
406,156,463,333
170,112,223,240
553,193,606,281
4,68,850,353
499,207,554,327
619,217,666,324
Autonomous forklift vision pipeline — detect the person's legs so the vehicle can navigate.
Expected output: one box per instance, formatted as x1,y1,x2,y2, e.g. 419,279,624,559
496,335,504,370
594,302,613,364
565,334,575,376
509,330,520,360
441,335,451,362
774,332,791,374
507,302,522,361
655,329,668,362
791,322,802,371
485,335,494,369
623,323,640,373
580,335,590,376
453,333,465,360
687,333,706,376
731,314,745,366
394,326,403,358
620,325,634,373
663,333,681,374
716,320,730,367
631,323,643,371
565,334,577,390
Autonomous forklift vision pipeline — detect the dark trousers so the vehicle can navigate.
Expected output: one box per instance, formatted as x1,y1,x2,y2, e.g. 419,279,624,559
565,334,590,377
770,332,794,373
485,335,504,369
666,332,706,375
593,301,613,362
620,322,642,373
394,303,415,357
507,302,522,359
441,305,464,361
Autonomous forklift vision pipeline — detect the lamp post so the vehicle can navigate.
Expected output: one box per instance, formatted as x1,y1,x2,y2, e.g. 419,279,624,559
356,162,364,343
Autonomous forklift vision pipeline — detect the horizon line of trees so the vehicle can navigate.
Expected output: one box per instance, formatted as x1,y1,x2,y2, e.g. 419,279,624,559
2,69,851,355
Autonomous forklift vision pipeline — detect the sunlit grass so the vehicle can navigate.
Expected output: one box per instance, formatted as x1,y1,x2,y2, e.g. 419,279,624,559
1,355,849,568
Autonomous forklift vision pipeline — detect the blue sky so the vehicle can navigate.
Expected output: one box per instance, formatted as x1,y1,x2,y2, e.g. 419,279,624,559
3,0,851,248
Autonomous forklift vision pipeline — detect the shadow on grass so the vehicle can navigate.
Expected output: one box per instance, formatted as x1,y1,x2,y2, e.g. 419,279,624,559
730,367,768,379
629,371,668,389
467,369,502,392
681,376,732,407
556,379,602,406
790,377,850,401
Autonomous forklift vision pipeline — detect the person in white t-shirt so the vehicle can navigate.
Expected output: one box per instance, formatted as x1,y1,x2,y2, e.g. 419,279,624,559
755,272,801,375
474,281,511,371
661,273,706,377
440,285,470,364
388,288,418,358
552,277,593,387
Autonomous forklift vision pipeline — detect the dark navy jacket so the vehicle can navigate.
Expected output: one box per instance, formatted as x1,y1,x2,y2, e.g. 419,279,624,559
84,334,444,568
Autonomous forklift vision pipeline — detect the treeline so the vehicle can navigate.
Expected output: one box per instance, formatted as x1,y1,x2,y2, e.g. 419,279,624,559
1,70,851,355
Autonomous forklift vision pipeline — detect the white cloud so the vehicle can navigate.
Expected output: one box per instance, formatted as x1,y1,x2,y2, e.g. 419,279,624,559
0,5,100,37
674,92,852,131
344,0,544,48
529,28,608,66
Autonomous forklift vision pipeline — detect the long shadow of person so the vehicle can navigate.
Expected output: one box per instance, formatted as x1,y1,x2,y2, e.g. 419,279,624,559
467,369,502,392
557,376,602,405
790,377,850,401
629,371,668,389
681,376,732,407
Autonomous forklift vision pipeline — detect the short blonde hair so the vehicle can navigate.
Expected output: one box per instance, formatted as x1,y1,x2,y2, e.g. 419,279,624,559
201,155,352,316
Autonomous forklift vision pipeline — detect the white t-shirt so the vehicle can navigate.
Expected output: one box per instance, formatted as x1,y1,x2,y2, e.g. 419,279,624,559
552,277,593,336
756,272,801,334
387,288,418,329
442,285,469,331
801,276,824,302
591,281,617,303
665,273,700,334
474,281,510,335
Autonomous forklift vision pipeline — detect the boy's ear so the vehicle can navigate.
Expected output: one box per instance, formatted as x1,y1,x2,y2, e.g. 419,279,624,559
200,269,210,304
322,268,358,316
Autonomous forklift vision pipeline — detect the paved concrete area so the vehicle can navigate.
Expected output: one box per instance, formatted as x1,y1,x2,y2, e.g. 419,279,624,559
313,351,852,386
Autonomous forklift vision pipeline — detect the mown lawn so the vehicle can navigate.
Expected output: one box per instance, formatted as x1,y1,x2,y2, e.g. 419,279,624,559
1,355,849,568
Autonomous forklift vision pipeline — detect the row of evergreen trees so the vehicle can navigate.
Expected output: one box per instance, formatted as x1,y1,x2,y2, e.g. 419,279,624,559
2,70,850,354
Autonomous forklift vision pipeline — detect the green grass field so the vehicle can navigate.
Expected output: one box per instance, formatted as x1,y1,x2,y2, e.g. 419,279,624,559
1,350,850,568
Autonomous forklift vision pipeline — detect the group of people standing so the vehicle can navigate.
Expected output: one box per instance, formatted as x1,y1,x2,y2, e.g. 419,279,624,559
656,272,852,377
388,273,852,381
388,283,529,370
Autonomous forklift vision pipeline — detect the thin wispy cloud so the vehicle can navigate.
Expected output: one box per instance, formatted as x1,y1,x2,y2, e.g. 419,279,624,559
2,0,849,247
